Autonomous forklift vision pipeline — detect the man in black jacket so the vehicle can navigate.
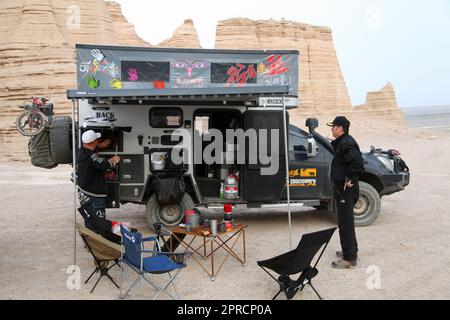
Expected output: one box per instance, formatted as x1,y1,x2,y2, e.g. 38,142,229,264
327,116,364,269
77,130,120,219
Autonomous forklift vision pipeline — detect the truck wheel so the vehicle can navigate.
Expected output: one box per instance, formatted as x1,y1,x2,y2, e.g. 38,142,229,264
145,193,194,229
49,116,72,164
353,181,381,227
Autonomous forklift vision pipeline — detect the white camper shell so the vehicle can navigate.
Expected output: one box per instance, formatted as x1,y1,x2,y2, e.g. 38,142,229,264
67,44,300,227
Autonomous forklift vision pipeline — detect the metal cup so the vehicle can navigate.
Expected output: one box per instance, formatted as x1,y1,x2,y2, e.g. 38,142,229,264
210,220,217,236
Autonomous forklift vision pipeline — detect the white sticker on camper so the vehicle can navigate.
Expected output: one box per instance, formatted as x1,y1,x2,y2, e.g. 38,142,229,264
258,97,298,107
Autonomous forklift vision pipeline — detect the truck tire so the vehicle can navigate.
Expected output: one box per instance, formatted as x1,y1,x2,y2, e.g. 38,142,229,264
145,193,194,229
353,181,381,226
50,116,72,164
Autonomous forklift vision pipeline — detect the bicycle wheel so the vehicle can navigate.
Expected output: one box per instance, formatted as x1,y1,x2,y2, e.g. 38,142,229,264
16,110,47,136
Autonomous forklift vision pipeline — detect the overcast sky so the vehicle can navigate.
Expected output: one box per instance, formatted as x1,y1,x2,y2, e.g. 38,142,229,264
112,0,450,107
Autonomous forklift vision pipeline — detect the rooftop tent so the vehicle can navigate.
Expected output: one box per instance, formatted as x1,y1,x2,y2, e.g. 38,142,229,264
67,44,299,106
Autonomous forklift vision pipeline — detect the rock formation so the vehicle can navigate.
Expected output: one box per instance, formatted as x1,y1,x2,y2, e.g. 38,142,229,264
214,18,352,115
158,19,201,48
0,3,404,161
105,1,150,47
353,82,404,124
0,0,149,160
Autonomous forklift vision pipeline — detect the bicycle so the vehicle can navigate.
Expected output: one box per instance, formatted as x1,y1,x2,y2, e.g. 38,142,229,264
16,97,53,136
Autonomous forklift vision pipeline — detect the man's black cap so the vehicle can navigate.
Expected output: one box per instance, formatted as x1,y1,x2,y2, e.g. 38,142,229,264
327,116,350,128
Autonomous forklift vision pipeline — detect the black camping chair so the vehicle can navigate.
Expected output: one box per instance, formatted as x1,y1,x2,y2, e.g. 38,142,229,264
257,227,336,300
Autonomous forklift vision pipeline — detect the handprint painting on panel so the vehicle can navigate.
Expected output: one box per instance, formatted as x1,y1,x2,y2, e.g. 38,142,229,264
110,78,123,89
127,68,139,81
90,49,105,63
87,76,99,89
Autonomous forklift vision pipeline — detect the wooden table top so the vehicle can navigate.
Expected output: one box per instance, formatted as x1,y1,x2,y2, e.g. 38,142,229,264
169,223,247,237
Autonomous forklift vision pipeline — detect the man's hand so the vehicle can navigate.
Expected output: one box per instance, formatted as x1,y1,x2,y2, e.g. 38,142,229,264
98,139,112,150
344,178,354,190
109,155,121,167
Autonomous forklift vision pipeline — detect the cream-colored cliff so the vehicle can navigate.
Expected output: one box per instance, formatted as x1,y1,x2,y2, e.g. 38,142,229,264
215,18,352,115
0,0,149,160
0,3,405,161
158,19,201,48
106,1,150,47
354,83,404,124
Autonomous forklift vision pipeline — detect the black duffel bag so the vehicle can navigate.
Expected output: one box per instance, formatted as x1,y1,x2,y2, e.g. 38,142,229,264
153,175,185,206
28,128,58,169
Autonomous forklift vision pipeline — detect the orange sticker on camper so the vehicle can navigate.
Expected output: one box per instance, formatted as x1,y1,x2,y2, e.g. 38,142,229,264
300,168,317,177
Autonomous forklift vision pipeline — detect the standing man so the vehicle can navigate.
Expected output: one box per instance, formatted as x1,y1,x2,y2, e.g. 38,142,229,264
327,116,364,269
77,130,120,219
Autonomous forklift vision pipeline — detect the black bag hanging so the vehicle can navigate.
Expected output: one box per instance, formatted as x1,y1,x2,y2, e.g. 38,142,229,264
28,128,58,169
154,175,185,206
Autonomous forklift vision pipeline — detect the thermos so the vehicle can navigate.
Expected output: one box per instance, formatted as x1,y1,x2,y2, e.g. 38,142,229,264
223,203,233,221
185,209,195,225
210,220,217,236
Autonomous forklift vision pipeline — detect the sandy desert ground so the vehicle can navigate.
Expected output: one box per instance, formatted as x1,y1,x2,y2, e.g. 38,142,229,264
1,122,450,300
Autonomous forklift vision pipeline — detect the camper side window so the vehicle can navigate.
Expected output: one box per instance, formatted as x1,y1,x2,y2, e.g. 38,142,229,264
149,108,182,128
194,116,210,134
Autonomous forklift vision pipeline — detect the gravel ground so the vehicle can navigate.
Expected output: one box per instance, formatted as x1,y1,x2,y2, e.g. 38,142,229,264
1,131,449,300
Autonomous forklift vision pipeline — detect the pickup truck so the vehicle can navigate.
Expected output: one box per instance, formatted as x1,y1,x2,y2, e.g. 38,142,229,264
286,117,410,226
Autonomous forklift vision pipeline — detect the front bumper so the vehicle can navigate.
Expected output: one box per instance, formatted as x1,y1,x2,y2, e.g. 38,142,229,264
379,171,410,196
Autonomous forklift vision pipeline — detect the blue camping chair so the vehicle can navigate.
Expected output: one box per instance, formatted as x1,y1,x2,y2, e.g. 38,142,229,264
119,225,189,300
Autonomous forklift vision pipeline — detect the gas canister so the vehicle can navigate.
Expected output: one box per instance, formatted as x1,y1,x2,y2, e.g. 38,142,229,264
224,174,239,200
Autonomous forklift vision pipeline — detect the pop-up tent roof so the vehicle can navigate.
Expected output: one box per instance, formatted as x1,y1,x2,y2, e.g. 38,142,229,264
67,44,299,105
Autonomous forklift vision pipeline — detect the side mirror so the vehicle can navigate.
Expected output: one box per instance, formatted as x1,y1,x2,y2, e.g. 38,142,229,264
307,137,319,157
305,118,319,133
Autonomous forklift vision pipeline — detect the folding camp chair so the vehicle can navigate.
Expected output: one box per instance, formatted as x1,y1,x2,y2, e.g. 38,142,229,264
77,223,122,293
119,225,190,300
257,227,336,300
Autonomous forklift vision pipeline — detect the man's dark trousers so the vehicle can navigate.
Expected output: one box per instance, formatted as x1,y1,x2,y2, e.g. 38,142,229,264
335,183,359,261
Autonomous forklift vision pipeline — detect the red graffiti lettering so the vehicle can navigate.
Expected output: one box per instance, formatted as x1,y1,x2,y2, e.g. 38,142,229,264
267,54,289,75
226,64,257,87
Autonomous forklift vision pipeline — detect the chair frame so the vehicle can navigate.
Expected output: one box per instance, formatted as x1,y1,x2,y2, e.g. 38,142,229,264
258,228,336,300
119,232,190,300
78,230,121,294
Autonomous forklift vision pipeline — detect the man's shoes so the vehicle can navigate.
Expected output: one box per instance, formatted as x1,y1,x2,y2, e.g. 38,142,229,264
331,259,357,269
336,251,358,260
